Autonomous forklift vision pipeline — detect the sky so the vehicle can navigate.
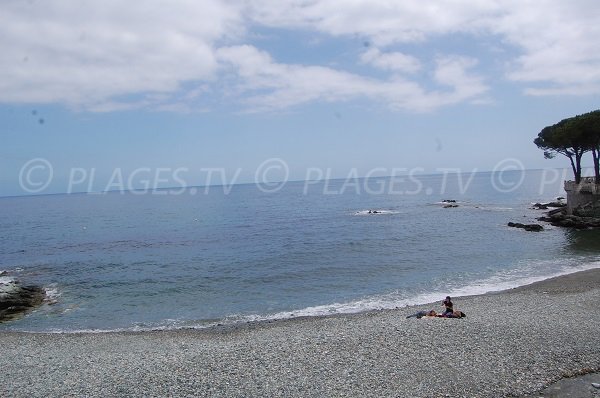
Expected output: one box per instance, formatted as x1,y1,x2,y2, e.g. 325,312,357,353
1,0,600,196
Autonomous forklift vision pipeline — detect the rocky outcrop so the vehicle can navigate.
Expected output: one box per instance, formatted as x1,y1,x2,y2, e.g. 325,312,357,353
537,210,600,229
573,201,600,218
507,222,544,232
0,277,45,322
532,200,566,210
441,200,458,208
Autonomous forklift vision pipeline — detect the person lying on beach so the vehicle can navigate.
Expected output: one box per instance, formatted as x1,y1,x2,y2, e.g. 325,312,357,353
440,310,466,318
406,309,466,319
406,310,438,319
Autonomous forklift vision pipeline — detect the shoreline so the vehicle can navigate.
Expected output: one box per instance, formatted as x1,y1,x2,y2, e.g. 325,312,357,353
5,263,600,335
2,268,600,397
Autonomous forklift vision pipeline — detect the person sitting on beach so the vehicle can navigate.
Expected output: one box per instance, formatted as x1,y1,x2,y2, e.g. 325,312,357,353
406,310,437,319
442,296,453,315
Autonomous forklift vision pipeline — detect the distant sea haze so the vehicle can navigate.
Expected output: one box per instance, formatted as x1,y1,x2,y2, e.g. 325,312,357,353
1,170,599,332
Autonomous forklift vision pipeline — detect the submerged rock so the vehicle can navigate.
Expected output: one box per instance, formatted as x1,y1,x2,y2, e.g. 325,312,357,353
0,277,45,322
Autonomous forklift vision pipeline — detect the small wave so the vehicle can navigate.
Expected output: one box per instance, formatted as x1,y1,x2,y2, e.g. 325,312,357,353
209,258,600,327
11,259,600,334
476,206,514,211
433,201,513,211
43,283,61,304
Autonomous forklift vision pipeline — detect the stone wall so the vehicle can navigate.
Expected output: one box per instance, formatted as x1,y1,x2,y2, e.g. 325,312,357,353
564,178,600,216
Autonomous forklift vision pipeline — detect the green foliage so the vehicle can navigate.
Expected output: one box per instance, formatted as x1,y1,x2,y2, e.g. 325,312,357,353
534,110,600,183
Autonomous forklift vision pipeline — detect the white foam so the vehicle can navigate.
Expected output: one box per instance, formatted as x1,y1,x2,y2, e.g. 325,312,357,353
354,209,400,215
11,259,600,334
43,284,61,304
435,201,514,211
223,259,600,325
0,277,19,297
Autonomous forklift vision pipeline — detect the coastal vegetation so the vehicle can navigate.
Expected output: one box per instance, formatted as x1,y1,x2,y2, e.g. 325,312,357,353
534,110,600,184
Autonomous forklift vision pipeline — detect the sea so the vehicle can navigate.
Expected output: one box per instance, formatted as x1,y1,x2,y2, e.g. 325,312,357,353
1,169,599,333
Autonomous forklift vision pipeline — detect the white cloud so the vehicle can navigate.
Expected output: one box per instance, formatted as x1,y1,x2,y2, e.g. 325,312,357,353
217,45,487,112
492,0,600,95
360,48,421,73
0,0,242,109
0,0,597,113
246,0,500,45
248,0,600,97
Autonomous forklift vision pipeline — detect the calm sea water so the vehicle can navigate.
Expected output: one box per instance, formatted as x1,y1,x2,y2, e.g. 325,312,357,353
1,170,599,332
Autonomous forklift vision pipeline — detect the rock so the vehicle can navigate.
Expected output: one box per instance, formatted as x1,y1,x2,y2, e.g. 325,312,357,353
532,201,565,210
547,208,565,216
507,222,544,232
442,199,456,203
524,224,544,232
538,213,600,229
0,279,46,323
573,201,600,218
536,209,600,229
443,204,458,208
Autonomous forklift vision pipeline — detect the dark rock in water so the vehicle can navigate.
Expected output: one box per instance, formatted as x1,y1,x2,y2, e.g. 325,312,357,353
442,199,456,203
532,201,565,210
525,224,544,232
535,209,600,229
0,278,45,323
443,204,458,208
547,208,565,216
507,222,544,232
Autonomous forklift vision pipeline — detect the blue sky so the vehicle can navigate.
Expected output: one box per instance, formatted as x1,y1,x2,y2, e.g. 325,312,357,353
1,0,599,196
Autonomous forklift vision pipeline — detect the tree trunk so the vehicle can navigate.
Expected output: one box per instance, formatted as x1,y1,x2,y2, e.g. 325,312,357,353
568,155,579,183
593,148,600,184
575,151,583,184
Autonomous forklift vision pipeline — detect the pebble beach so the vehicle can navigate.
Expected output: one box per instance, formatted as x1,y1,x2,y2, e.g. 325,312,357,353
1,268,599,397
